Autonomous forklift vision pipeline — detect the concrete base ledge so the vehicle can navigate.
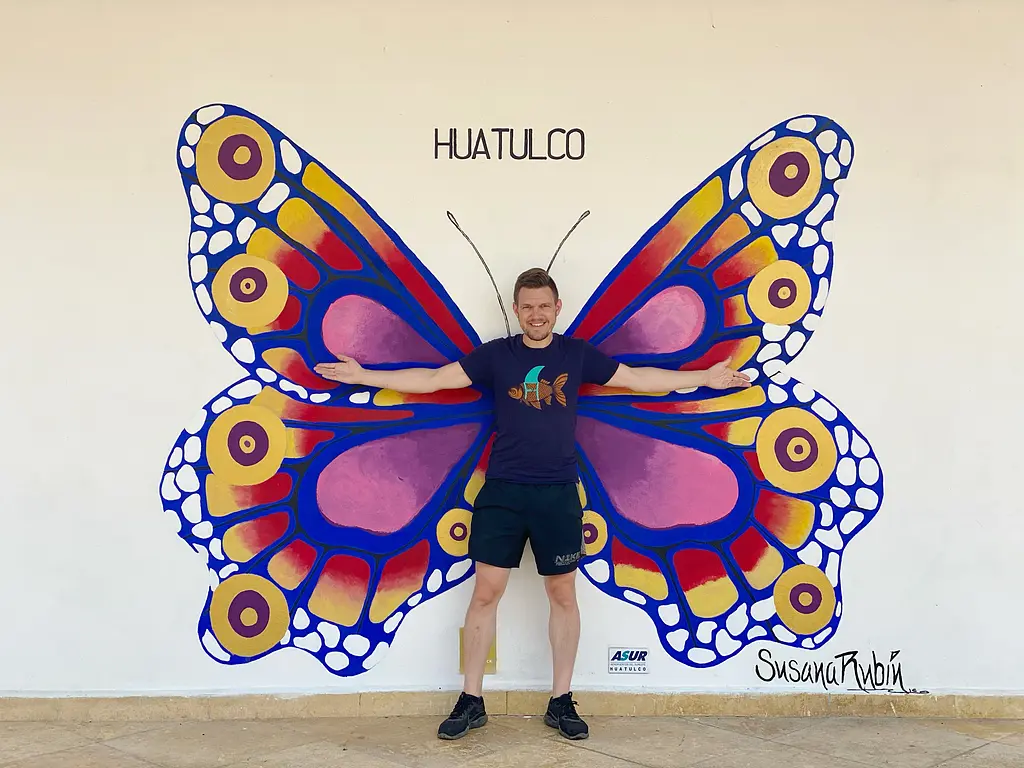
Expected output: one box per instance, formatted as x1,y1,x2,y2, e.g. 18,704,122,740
1,691,1023,722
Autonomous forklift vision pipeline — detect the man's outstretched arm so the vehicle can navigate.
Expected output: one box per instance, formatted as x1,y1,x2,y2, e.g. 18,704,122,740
314,356,472,393
605,357,751,393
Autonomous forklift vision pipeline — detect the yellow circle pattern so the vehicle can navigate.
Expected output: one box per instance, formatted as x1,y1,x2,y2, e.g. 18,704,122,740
209,574,291,657
773,564,836,635
755,408,837,493
206,404,287,486
747,137,822,220
437,508,473,556
211,254,289,329
196,115,276,204
747,260,812,325
582,510,608,555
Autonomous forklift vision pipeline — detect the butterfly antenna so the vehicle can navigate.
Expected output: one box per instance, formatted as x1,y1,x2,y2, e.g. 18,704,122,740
546,210,590,273
446,211,511,336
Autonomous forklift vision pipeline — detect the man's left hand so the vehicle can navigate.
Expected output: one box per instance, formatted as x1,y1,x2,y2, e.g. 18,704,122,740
706,358,752,389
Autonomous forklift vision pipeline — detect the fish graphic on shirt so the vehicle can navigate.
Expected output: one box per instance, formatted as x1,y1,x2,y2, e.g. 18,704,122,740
508,365,568,409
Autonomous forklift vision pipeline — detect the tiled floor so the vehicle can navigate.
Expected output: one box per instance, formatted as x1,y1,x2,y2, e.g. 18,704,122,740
1,716,1023,767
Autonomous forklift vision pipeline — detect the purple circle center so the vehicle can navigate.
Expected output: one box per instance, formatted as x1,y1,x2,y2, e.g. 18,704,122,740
218,134,263,181
227,589,270,637
451,522,468,542
583,523,598,544
227,421,270,466
768,151,810,197
790,583,823,615
769,277,798,309
775,427,818,472
229,267,268,304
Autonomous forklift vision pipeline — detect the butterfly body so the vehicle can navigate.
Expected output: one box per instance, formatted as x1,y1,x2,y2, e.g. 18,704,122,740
162,104,881,677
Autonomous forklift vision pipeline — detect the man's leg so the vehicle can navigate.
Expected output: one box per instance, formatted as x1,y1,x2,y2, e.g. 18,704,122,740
462,563,510,697
529,483,589,740
438,565,511,740
544,571,580,697
438,480,525,740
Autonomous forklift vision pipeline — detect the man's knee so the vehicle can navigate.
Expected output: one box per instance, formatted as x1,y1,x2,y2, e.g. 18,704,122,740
544,571,578,610
470,563,510,608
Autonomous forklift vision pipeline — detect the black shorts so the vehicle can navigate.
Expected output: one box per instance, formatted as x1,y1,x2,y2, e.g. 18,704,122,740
468,479,585,576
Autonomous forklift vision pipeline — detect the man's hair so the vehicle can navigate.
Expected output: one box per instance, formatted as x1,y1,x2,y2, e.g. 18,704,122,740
513,268,559,305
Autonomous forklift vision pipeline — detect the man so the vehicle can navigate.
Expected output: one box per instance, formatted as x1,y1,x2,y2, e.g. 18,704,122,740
314,268,750,741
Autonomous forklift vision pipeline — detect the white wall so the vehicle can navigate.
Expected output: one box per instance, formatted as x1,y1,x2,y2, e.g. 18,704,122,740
1,0,1022,697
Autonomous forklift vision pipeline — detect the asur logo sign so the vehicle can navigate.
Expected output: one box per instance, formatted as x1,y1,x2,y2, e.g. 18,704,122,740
608,647,649,674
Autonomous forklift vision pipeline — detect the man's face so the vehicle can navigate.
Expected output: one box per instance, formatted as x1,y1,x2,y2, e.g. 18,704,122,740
514,286,561,341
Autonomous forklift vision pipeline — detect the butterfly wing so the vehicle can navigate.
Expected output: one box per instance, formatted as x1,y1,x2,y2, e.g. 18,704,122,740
161,380,494,675
568,114,851,390
577,380,881,666
178,103,480,400
568,115,881,666
166,104,494,675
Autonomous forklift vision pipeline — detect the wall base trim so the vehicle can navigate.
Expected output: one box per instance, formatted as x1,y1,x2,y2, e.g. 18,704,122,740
2,691,1023,721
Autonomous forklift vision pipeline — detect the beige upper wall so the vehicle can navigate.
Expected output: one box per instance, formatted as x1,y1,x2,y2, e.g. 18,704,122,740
0,0,1021,695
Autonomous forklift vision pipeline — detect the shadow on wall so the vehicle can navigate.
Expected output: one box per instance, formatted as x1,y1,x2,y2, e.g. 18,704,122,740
158,104,882,678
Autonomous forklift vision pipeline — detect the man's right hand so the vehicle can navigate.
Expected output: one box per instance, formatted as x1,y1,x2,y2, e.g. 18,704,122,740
314,356,365,384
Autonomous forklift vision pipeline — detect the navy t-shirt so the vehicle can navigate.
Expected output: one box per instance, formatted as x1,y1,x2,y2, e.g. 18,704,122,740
459,334,620,484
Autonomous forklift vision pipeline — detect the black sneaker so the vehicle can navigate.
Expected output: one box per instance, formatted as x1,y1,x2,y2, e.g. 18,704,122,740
437,692,488,740
544,692,589,739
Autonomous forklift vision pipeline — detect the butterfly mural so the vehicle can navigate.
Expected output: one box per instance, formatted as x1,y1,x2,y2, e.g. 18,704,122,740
160,104,883,677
